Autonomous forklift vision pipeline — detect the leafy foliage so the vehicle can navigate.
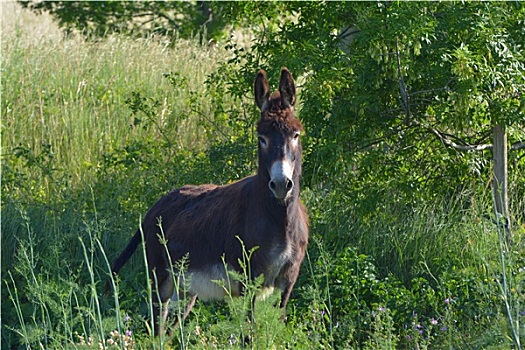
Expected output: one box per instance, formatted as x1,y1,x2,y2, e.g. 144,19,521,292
3,2,525,349
216,1,525,207
18,1,226,39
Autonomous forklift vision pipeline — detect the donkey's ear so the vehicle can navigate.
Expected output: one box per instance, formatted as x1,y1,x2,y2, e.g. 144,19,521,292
279,67,296,109
254,70,270,111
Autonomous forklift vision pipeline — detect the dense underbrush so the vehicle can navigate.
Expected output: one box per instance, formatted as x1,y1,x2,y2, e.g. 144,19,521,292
2,9,524,349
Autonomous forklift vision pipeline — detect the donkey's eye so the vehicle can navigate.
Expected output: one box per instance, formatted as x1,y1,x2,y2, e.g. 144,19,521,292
258,135,268,147
293,132,300,140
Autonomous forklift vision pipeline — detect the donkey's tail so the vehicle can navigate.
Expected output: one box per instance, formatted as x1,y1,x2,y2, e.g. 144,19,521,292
104,229,143,296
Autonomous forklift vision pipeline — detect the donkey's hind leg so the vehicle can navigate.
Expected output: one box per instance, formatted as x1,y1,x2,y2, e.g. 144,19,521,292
181,293,197,321
151,269,175,336
171,294,197,334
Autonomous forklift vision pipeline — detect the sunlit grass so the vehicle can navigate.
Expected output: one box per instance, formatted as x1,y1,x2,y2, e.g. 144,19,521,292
2,18,224,192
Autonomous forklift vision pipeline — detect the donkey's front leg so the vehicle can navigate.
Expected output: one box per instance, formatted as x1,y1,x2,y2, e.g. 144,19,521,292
276,261,302,320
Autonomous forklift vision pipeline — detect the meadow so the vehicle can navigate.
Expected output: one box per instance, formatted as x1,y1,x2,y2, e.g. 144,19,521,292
2,5,524,349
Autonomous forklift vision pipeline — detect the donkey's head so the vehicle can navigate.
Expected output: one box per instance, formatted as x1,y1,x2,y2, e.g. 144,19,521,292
254,68,304,202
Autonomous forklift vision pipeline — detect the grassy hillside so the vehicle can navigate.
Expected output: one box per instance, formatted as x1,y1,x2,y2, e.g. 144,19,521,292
2,4,524,349
3,23,223,188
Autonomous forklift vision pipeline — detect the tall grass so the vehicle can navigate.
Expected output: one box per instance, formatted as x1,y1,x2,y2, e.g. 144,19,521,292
2,19,224,194
2,12,232,274
2,4,524,349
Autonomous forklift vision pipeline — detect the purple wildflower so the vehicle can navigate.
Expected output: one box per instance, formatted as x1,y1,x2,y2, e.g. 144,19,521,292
125,330,132,337
430,318,438,325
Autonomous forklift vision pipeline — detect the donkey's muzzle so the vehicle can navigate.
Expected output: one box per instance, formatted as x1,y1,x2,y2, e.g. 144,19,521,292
269,160,294,200
269,176,294,200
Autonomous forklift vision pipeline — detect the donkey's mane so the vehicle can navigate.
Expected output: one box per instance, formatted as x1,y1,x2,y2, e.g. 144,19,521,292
257,91,303,134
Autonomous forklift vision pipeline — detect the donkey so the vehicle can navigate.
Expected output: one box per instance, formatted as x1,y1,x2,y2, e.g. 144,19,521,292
107,68,309,335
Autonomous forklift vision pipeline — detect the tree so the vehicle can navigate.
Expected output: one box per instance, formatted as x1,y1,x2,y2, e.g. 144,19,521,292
216,2,524,221
18,1,226,39
25,1,525,221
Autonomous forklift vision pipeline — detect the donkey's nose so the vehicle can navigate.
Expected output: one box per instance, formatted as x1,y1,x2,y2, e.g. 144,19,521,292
269,176,294,200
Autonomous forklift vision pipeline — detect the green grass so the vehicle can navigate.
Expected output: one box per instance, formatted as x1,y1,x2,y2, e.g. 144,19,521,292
2,7,525,349
3,27,222,189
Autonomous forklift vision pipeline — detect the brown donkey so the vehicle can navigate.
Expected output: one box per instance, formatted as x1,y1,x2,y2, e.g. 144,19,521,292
107,68,309,335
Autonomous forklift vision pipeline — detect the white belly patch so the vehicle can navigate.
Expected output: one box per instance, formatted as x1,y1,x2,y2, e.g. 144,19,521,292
171,264,240,302
170,244,292,303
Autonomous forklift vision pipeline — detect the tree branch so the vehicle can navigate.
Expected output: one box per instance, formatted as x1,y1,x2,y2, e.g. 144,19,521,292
511,142,525,151
337,26,360,40
429,127,524,152
131,11,180,29
410,80,453,96
429,127,493,151
396,38,410,122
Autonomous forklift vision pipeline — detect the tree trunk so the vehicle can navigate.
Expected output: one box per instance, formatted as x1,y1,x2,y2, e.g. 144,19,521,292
492,124,511,240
